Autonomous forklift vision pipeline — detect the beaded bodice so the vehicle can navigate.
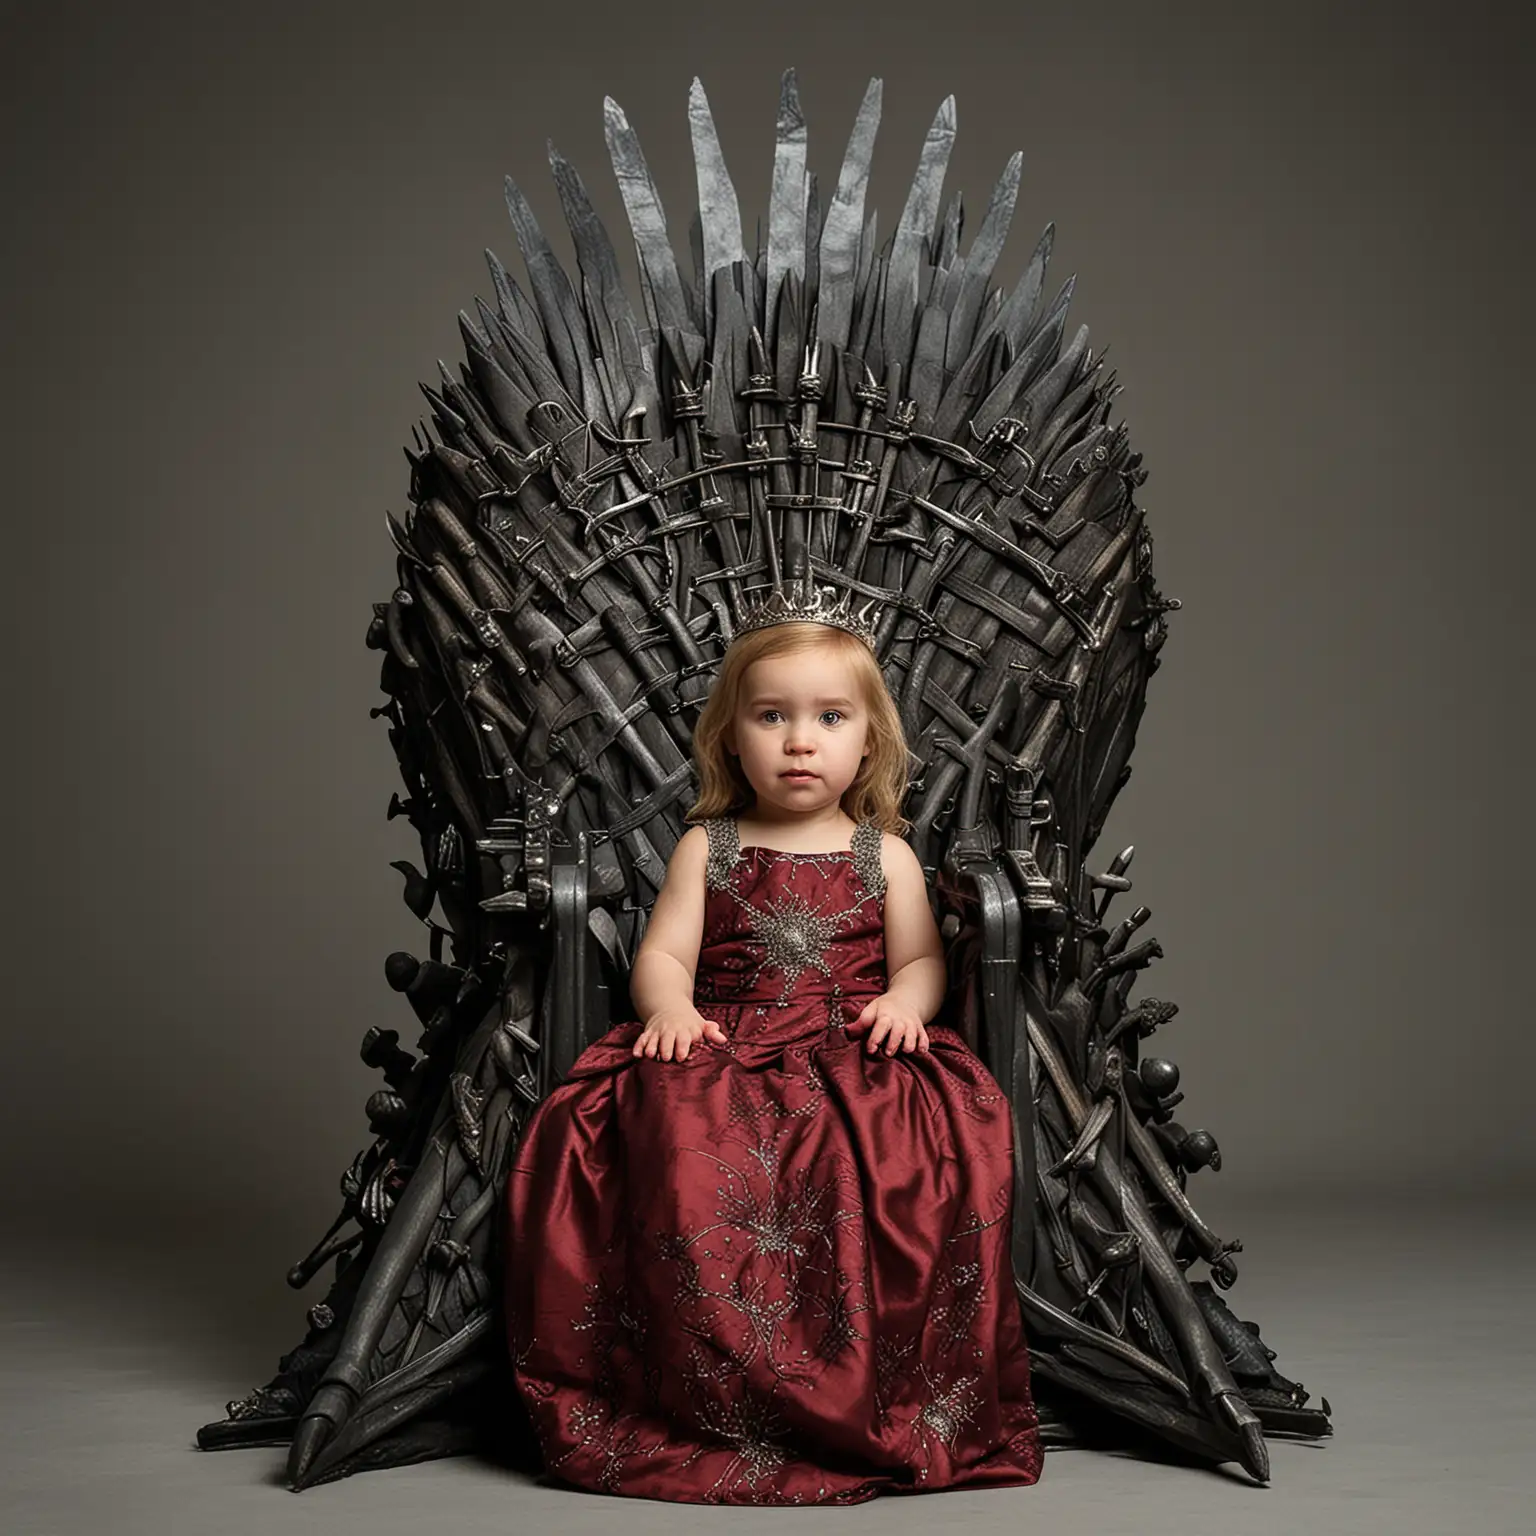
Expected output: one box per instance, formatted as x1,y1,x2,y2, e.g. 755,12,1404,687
692,816,888,1008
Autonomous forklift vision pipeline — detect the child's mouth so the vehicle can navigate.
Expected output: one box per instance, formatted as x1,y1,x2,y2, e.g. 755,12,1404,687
781,770,818,783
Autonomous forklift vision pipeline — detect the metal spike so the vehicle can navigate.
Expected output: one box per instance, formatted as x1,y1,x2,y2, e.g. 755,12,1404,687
688,77,745,328
995,223,1057,357
458,312,536,447
816,78,882,354
549,148,639,349
1020,321,1091,436
803,169,821,308
481,251,545,346
936,189,963,269
483,249,520,330
854,208,878,314
687,208,707,328
706,268,750,457
502,174,598,409
946,152,1021,370
930,323,1000,443
549,143,651,422
908,304,948,423
603,96,690,335
488,306,573,413
773,269,804,391
884,95,956,369
765,67,808,345
971,277,1076,440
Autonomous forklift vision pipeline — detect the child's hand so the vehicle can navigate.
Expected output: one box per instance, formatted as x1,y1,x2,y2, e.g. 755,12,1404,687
633,1005,728,1061
849,993,931,1056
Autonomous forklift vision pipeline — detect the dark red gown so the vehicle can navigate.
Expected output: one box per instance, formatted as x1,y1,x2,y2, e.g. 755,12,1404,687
503,815,1044,1505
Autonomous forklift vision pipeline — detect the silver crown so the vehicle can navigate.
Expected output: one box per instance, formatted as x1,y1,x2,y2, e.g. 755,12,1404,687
736,577,880,650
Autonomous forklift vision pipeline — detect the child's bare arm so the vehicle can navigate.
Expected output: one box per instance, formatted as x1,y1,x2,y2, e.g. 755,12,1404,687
631,825,708,1017
852,835,946,1054
880,836,947,1022
630,826,727,1058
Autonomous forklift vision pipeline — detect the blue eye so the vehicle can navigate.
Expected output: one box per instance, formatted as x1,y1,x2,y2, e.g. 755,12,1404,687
755,707,843,725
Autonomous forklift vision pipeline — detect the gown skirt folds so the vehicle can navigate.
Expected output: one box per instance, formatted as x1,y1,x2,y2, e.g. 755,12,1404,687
503,816,1044,1505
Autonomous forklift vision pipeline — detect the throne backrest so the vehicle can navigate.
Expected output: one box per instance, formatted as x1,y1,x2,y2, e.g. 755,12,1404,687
367,75,1174,1085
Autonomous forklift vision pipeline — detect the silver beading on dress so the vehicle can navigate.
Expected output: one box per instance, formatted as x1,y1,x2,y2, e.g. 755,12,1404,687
848,821,886,900
704,815,743,890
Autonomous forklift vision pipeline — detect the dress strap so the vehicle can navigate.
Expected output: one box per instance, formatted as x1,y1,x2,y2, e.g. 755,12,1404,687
702,814,741,889
850,818,887,899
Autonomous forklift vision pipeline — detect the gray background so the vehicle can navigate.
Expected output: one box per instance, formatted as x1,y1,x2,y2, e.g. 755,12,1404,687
2,0,1531,1531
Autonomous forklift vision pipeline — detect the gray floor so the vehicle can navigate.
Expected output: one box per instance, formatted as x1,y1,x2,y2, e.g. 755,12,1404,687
2,1193,1528,1535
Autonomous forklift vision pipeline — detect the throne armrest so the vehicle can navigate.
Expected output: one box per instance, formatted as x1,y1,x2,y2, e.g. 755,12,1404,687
933,849,1024,1085
543,836,618,1094
933,844,1044,1284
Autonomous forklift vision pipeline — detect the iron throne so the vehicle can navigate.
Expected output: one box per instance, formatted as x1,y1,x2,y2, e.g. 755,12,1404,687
198,72,1332,1491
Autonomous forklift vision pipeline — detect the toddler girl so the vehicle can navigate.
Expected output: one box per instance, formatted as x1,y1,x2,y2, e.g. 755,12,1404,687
503,609,1044,1505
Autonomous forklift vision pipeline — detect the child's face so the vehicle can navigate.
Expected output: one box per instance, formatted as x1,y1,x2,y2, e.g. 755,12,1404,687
725,641,872,818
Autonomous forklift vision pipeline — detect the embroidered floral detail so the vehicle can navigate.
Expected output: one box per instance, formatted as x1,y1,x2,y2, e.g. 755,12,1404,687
683,1366,797,1498
655,1067,870,1389
745,891,845,1003
930,1236,991,1355
914,1366,985,1450
551,1391,671,1492
571,1271,662,1408
809,1279,867,1364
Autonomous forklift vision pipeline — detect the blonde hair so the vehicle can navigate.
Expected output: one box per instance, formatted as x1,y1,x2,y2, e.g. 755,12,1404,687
686,623,911,834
